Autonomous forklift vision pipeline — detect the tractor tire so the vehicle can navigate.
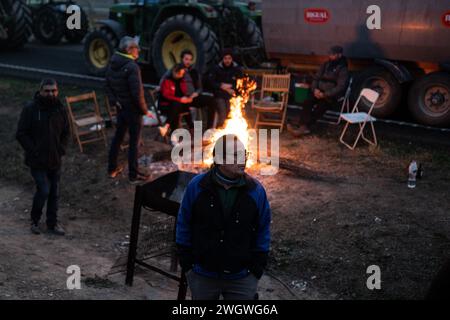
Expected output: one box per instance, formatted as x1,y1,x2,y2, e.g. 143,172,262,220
408,72,450,126
83,28,118,76
0,0,32,50
152,14,220,79
32,5,66,45
64,6,89,44
240,17,265,67
352,66,402,118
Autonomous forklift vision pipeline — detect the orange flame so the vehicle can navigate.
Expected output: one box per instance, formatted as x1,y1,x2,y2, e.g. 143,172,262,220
204,77,257,167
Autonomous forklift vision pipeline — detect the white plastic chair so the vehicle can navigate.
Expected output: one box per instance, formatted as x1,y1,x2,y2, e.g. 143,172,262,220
339,88,379,150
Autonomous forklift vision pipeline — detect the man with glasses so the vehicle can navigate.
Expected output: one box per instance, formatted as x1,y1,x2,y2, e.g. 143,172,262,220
106,36,153,184
176,134,272,300
16,78,70,235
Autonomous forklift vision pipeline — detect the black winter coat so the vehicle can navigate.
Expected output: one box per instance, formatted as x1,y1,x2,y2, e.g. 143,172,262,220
16,93,70,170
105,52,148,115
208,61,243,100
311,57,349,99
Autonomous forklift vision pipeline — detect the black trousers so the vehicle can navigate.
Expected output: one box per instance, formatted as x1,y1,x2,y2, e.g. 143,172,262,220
161,101,194,130
108,110,143,178
30,168,60,227
295,97,334,126
215,98,230,128
190,94,216,129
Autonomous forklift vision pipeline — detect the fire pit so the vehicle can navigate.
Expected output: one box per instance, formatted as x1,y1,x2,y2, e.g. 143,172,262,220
125,170,197,300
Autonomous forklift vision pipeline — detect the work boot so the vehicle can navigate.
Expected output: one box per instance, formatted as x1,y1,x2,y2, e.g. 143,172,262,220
287,123,302,138
47,224,65,236
136,169,150,178
108,166,124,179
298,125,311,135
30,223,41,235
129,174,150,185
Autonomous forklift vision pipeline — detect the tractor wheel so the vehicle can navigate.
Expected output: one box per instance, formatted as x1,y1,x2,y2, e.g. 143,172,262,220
352,66,402,118
0,0,32,50
32,5,66,45
408,72,450,126
64,6,89,44
83,28,118,76
152,14,220,78
240,17,265,67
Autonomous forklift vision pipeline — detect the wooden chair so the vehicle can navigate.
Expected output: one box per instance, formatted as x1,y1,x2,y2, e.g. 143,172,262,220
251,74,291,133
65,91,107,153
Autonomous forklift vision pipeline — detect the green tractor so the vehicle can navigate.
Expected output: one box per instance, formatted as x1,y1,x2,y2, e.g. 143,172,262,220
83,0,264,78
0,0,32,49
26,0,89,45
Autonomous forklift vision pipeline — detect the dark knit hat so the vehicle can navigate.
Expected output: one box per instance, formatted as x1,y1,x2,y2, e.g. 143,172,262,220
328,45,343,55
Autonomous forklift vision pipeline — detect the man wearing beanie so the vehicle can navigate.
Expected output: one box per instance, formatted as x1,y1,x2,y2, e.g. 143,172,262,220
288,45,349,136
208,49,243,128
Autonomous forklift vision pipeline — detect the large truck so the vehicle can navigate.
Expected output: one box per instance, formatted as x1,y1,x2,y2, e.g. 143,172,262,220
262,0,450,126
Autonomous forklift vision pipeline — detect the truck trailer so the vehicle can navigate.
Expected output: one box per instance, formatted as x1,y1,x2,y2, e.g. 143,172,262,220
262,0,450,126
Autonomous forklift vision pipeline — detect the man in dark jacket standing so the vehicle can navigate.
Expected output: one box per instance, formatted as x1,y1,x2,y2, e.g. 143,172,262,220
288,45,349,136
176,134,271,300
208,50,243,128
16,78,69,235
106,36,152,184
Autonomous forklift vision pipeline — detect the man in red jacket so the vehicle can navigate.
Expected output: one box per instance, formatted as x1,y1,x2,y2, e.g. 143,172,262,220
159,64,194,137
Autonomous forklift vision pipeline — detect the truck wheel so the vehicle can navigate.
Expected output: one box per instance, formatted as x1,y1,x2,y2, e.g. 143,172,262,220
353,66,402,118
152,14,220,78
64,6,89,44
32,5,65,45
408,72,450,126
0,0,32,50
83,28,118,76
240,17,265,67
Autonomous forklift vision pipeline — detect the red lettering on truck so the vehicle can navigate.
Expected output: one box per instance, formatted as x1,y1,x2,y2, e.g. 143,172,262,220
442,11,450,27
304,8,330,24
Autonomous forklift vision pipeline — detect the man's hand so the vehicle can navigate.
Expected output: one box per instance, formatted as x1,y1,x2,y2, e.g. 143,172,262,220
314,89,325,99
190,92,199,99
180,96,193,104
220,83,233,91
226,88,236,96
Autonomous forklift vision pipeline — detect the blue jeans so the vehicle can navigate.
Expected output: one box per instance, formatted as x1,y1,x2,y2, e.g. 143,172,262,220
30,169,61,227
108,110,143,178
186,270,258,300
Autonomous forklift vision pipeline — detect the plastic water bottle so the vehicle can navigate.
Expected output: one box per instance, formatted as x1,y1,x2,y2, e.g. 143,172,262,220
408,160,418,189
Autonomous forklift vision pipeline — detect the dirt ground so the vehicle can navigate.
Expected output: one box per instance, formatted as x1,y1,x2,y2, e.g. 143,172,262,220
1,76,449,300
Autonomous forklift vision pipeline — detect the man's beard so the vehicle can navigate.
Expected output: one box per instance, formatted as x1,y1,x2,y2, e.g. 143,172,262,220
39,95,59,107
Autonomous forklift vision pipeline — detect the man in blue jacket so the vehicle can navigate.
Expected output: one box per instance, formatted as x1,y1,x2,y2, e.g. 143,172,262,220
176,134,271,300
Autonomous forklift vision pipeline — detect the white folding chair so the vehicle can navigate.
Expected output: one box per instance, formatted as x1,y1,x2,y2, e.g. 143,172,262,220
339,88,379,150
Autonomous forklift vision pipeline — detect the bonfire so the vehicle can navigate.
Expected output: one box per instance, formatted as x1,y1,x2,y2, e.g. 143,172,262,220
203,77,257,167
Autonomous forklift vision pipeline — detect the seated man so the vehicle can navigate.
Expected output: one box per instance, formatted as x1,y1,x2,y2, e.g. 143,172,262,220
159,49,216,130
288,45,349,136
208,49,243,128
159,64,194,137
